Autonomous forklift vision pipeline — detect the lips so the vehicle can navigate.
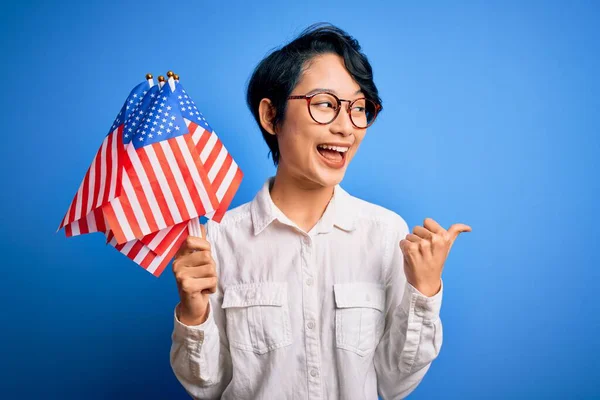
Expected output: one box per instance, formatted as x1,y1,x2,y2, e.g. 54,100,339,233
316,146,346,169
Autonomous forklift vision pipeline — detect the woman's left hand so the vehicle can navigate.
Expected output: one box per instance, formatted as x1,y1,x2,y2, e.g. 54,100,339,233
400,218,472,297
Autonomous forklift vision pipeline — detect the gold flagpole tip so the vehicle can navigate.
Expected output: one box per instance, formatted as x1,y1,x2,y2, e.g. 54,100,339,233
158,75,166,82
174,74,180,80
167,71,175,78
145,73,153,80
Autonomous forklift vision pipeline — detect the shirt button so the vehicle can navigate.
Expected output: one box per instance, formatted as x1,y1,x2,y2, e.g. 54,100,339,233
307,321,315,330
306,278,314,286
310,369,319,377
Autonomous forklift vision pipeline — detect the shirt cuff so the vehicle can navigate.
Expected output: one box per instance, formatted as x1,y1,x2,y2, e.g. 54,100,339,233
402,279,444,322
173,302,217,342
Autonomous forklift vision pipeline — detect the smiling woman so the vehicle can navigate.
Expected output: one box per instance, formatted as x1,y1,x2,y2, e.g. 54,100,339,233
168,22,467,400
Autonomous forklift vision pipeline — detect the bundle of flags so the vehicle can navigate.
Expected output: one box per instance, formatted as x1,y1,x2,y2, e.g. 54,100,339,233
57,72,243,277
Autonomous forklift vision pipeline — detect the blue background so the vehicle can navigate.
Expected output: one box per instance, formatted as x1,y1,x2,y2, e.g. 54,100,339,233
1,1,598,399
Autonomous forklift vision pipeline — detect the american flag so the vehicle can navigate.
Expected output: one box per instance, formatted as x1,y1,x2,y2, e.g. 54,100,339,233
57,80,150,237
59,75,242,277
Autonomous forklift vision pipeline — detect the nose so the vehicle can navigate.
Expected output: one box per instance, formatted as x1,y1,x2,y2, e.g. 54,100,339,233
329,101,355,137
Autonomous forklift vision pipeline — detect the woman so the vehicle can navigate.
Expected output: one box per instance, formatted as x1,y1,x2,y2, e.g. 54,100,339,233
170,23,471,399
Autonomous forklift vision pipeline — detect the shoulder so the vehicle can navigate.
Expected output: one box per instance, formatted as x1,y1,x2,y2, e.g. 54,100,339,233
204,200,253,239
344,190,410,237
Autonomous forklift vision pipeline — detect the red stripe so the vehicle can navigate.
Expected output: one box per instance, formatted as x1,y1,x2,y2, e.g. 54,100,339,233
212,167,243,222
195,128,211,153
204,139,223,172
105,230,114,244
137,146,175,227
152,141,189,222
212,154,233,195
65,223,72,237
170,138,205,217
118,191,143,241
95,207,106,233
115,128,124,199
152,222,187,255
126,241,145,260
185,135,220,210
102,129,114,204
149,228,188,277
92,138,104,210
125,148,159,234
102,202,127,244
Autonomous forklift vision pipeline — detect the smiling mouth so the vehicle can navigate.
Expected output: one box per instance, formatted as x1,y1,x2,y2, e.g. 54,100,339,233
316,144,348,163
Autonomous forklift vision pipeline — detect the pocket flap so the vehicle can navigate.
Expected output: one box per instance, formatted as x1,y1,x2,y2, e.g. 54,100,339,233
334,282,385,312
222,282,287,308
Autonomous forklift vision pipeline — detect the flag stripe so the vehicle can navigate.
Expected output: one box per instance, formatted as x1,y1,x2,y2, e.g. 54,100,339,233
127,145,168,229
144,144,183,223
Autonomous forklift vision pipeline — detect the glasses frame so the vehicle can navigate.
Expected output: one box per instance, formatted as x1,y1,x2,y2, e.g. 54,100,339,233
287,91,382,129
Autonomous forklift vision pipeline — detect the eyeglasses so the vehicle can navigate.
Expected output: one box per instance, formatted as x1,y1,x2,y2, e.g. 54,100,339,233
287,91,381,129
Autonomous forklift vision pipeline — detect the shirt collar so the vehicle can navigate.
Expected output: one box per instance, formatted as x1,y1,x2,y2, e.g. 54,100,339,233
250,176,356,236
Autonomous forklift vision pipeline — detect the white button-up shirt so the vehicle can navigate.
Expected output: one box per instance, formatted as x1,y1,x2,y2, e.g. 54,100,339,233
170,177,444,400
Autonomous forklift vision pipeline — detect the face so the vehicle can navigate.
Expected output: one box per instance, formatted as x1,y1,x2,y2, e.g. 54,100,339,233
261,53,370,189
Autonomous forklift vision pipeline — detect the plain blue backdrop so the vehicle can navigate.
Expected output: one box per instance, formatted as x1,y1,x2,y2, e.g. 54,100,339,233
1,1,598,399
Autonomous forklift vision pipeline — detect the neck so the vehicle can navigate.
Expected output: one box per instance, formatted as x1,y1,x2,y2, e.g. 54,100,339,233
269,167,334,233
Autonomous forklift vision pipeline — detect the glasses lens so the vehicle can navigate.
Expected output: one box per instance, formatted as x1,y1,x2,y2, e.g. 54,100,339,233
309,93,339,124
350,98,378,128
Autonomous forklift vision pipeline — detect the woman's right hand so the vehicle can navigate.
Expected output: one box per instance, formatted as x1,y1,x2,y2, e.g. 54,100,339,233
172,224,218,326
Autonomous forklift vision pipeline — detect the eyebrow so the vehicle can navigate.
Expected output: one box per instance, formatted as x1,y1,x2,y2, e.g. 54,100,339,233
306,88,364,97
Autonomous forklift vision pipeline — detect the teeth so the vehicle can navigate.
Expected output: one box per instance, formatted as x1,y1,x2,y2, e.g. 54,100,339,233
317,144,349,153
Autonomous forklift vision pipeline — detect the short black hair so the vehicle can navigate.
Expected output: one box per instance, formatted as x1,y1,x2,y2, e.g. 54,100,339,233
246,22,382,166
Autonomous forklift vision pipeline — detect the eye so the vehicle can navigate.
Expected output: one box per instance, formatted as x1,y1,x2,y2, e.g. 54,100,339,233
313,101,335,109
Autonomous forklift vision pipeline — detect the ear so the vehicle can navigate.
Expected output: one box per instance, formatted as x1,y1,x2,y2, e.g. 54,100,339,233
258,98,277,136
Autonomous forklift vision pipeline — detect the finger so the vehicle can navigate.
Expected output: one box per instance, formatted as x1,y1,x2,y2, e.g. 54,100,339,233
175,265,217,282
178,235,211,256
405,233,421,243
183,250,215,268
412,225,434,240
423,217,444,233
447,223,472,243
200,223,207,239
180,276,218,295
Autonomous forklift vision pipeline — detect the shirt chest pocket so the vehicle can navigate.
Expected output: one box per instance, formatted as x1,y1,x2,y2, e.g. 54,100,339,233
334,282,386,357
221,282,292,355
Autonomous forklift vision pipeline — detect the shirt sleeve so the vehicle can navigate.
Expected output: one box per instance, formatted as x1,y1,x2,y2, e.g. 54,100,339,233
169,222,233,400
374,216,444,400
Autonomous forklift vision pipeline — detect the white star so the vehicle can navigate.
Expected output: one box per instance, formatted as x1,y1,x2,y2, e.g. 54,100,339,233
148,133,153,138
164,112,169,117
167,106,172,111
182,107,186,111
158,131,163,135
153,121,158,126
178,95,182,99
169,122,173,127
175,126,180,130
151,127,155,132
162,96,167,101
179,101,184,105
124,133,129,138
162,118,166,123
139,136,144,141
166,128,171,133
160,124,165,129
171,116,176,121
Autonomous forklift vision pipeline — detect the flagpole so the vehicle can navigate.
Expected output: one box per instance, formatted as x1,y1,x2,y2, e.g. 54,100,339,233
146,73,154,88
158,75,166,89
